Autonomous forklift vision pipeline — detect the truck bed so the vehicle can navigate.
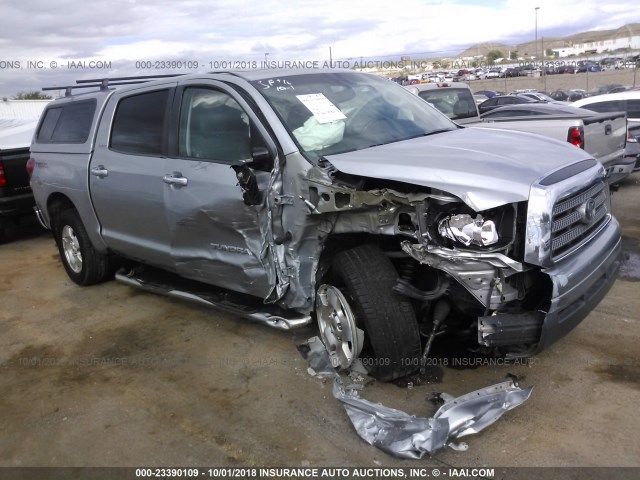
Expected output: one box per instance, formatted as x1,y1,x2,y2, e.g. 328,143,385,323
469,111,628,178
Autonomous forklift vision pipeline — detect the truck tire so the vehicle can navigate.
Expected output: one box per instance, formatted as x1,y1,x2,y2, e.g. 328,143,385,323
55,209,112,286
0,218,6,244
332,244,421,381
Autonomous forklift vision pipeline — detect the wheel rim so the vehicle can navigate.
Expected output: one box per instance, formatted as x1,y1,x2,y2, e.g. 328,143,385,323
316,284,364,369
61,225,83,273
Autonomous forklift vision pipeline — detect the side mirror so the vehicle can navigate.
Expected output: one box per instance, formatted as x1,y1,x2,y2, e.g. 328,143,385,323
250,146,274,171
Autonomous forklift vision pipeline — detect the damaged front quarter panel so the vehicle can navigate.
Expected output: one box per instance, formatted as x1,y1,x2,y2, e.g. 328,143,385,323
296,163,527,311
271,159,457,312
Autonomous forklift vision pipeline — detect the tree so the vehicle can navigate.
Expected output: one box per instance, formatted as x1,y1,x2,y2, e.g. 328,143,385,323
509,51,518,60
12,91,52,100
546,48,555,57
486,50,504,65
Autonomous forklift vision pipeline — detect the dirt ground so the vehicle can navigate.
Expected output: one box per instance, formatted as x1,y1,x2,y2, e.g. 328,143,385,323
0,175,639,470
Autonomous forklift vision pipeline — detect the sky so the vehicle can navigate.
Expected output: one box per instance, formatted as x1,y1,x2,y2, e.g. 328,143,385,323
1,0,639,97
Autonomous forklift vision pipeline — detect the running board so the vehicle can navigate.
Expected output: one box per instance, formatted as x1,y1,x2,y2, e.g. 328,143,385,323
114,268,312,330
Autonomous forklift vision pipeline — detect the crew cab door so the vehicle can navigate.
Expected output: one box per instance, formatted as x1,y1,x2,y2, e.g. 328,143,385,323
164,81,278,299
90,83,176,269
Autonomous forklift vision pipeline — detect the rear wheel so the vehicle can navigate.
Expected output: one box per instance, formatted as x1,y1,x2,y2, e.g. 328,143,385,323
55,209,112,285
320,244,421,381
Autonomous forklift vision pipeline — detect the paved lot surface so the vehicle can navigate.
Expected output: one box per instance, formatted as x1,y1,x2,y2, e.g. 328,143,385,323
0,174,639,468
470,68,639,94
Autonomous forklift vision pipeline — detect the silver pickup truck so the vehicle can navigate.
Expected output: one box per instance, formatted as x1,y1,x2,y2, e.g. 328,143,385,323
406,82,631,184
29,70,621,381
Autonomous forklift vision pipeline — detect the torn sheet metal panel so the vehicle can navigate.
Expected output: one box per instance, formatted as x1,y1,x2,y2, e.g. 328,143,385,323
333,376,532,459
433,380,533,439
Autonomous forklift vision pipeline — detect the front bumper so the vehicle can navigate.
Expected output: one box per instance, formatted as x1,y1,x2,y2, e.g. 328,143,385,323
479,217,621,353
536,216,621,352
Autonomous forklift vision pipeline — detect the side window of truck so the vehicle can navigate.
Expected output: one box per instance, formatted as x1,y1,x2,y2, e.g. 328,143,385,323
583,100,623,114
178,87,251,162
626,100,640,119
585,100,640,120
110,89,170,155
36,100,96,143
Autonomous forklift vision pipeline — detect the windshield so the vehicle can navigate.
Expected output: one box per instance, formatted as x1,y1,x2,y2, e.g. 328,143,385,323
251,72,456,161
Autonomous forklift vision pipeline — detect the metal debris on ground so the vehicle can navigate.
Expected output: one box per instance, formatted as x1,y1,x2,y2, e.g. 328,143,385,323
333,376,533,459
299,336,336,377
300,336,533,458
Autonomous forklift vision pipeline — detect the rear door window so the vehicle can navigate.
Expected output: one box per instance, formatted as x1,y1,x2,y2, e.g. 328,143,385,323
110,90,170,155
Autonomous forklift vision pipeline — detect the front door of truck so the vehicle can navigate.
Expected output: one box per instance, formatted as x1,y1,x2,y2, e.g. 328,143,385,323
164,82,277,299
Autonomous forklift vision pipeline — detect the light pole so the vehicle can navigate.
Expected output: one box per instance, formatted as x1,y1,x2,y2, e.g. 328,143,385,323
535,7,540,69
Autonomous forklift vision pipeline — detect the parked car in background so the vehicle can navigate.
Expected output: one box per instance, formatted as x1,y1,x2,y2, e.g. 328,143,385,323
587,84,624,97
410,83,629,183
519,65,540,76
473,94,489,105
557,65,576,74
477,94,537,114
0,144,34,242
475,90,499,98
485,69,502,79
546,90,588,102
514,91,566,103
480,104,592,118
476,103,632,184
573,91,640,171
550,90,571,101
0,101,51,241
609,86,640,94
405,82,479,124
577,63,602,73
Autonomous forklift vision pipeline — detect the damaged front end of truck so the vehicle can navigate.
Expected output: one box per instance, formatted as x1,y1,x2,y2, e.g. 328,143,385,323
249,70,622,381
272,150,622,379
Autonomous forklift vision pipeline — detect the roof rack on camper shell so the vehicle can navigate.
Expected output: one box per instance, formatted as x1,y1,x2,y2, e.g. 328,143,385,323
42,74,186,97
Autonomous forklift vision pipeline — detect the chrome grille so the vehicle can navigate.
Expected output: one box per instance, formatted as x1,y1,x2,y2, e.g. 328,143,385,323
550,181,608,259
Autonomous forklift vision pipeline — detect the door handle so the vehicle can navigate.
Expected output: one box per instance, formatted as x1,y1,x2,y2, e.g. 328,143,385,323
163,173,188,187
91,166,109,178
605,124,612,135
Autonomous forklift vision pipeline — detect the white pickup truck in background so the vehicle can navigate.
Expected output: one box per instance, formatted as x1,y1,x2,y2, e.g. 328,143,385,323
406,83,632,185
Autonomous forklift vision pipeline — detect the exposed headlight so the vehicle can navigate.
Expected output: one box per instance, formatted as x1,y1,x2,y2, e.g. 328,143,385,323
438,213,499,247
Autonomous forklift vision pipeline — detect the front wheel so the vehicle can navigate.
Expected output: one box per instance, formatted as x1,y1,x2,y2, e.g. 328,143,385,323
55,209,112,286
319,244,422,381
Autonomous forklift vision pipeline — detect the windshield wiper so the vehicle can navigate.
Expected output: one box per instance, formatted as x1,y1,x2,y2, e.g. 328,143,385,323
402,129,455,141
422,128,456,137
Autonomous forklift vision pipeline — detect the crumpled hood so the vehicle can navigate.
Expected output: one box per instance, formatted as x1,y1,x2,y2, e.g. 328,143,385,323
325,128,594,211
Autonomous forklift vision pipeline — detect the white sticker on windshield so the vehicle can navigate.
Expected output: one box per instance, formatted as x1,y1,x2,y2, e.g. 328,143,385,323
296,93,347,124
